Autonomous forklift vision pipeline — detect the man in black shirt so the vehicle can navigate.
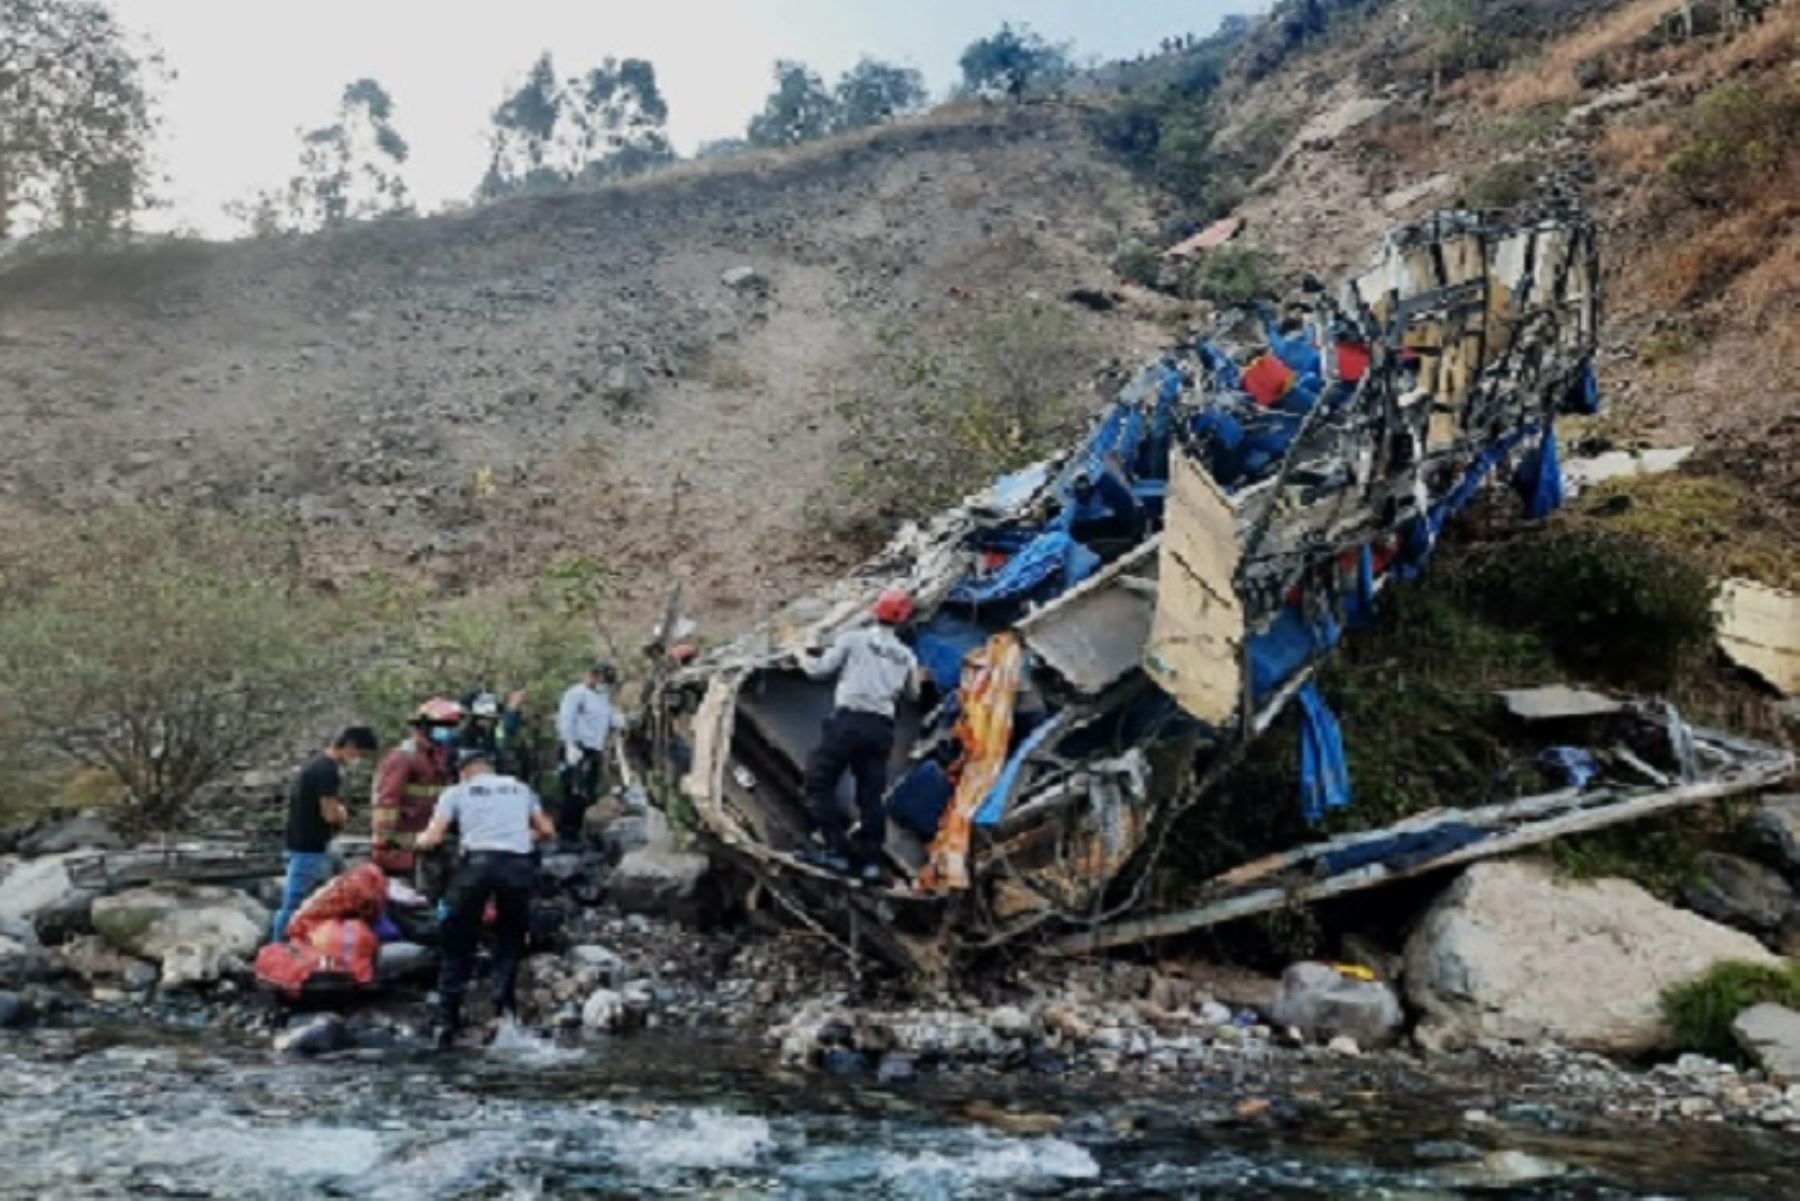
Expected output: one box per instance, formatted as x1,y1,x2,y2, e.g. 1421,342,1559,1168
271,726,380,941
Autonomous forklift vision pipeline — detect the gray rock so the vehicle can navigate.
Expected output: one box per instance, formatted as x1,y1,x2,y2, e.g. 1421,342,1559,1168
0,930,49,988
91,884,268,968
720,265,767,292
1404,859,1778,1053
1269,961,1403,1048
568,944,626,984
18,812,123,855
122,960,160,991
0,853,99,939
601,362,651,404
608,847,710,918
1682,852,1794,932
0,989,31,1029
1732,1004,1800,1082
582,987,627,1031
159,942,224,990
275,1013,349,1057
1753,796,1800,879
376,942,436,983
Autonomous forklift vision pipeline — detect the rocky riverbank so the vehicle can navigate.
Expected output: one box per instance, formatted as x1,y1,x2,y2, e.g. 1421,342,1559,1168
7,805,1800,1148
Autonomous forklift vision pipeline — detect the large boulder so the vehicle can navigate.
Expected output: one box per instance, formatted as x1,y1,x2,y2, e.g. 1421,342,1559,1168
607,847,711,920
1404,859,1779,1053
1731,1004,1800,1082
1681,852,1794,933
0,854,98,940
90,884,267,976
1269,961,1404,1048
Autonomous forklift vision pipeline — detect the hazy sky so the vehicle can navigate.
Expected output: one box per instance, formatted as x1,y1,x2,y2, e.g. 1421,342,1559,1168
109,0,1253,235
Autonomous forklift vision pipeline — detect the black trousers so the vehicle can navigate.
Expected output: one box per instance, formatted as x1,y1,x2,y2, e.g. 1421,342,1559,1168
557,747,602,843
804,708,894,868
436,850,535,1025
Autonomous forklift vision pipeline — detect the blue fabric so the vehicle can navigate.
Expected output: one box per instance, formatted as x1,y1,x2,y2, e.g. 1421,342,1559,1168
1297,682,1351,823
1397,424,1535,580
1263,313,1323,379
914,614,990,693
1344,542,1379,629
948,530,1100,607
974,717,1064,826
271,851,332,942
887,759,955,838
1516,423,1565,520
1319,821,1486,875
1570,361,1601,415
1249,607,1342,701
1538,746,1600,788
1197,340,1243,390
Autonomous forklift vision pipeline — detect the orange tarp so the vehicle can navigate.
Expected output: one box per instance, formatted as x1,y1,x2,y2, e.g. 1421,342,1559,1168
918,632,1023,892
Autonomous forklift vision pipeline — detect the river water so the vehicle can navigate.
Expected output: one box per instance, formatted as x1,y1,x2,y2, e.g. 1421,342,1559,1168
3,1024,1799,1199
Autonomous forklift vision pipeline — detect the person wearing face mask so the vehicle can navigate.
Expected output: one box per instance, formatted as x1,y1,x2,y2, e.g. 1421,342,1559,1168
371,698,464,889
270,725,380,942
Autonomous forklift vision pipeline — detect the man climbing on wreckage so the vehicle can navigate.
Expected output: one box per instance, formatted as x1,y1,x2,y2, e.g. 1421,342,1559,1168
417,746,555,1047
555,663,628,849
798,587,923,883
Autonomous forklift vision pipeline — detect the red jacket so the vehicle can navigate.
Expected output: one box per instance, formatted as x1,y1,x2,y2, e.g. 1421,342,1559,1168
370,736,453,872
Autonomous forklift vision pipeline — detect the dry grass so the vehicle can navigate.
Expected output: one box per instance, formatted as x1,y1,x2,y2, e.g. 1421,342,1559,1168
1485,0,1800,114
1488,0,1672,111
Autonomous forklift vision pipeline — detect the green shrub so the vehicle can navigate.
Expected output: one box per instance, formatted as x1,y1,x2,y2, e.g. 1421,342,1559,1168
1667,80,1800,207
1112,240,1162,287
1662,961,1800,1060
1190,243,1277,307
1550,813,1705,899
1465,529,1716,688
0,509,349,828
1465,159,1540,210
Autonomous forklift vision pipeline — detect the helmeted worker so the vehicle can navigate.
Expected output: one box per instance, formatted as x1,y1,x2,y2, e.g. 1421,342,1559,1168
555,663,628,846
416,746,555,1046
457,690,525,777
371,698,462,888
799,587,922,881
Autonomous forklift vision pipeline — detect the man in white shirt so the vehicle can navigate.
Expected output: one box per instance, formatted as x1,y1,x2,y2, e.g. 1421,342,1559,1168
798,588,922,882
417,746,555,1045
555,662,628,847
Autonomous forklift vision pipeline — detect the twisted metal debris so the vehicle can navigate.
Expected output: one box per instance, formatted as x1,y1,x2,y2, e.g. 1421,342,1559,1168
653,203,1792,977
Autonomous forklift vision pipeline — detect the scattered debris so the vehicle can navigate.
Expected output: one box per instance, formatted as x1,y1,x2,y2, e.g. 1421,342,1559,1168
1499,685,1625,721
1715,578,1799,695
1162,215,1243,259
1562,445,1694,493
719,265,767,292
660,203,1789,978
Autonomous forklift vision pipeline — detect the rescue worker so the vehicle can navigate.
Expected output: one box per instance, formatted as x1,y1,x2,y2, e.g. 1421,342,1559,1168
555,663,628,848
271,725,379,942
371,698,462,893
416,746,555,1046
798,587,922,882
457,690,526,777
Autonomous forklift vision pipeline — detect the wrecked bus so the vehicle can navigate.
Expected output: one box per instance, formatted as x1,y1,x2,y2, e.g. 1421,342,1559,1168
659,204,1791,977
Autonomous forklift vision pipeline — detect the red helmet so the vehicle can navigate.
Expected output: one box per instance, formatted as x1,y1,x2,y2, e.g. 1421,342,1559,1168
413,697,465,725
873,587,914,625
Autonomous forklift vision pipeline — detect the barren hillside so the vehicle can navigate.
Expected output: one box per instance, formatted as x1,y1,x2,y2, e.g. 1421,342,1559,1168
0,107,1164,629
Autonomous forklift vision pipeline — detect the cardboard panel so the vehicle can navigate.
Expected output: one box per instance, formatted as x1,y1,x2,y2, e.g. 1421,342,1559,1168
1144,455,1245,723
